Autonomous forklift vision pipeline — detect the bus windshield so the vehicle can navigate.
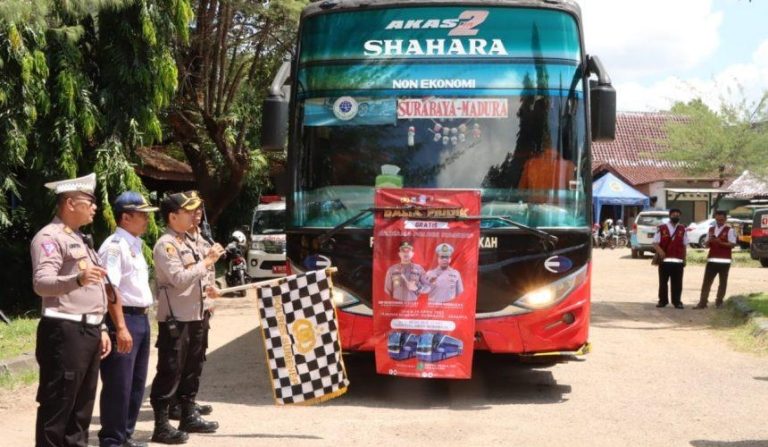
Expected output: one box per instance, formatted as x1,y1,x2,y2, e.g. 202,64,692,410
294,6,586,229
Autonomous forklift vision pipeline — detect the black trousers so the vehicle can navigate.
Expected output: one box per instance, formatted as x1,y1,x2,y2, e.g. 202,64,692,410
699,262,731,305
35,318,101,447
170,310,212,408
150,321,205,406
658,262,684,306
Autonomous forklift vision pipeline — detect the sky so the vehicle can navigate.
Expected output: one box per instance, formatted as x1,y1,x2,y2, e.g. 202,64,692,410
578,0,768,112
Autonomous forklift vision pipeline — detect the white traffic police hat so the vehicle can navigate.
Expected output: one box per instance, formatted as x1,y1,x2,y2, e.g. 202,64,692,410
45,173,97,198
435,243,454,257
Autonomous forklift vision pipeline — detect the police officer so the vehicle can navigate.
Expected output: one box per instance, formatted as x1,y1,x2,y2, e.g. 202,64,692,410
30,173,111,447
652,208,689,309
149,192,224,444
169,192,214,421
384,241,428,301
97,192,158,447
695,210,737,309
425,243,464,303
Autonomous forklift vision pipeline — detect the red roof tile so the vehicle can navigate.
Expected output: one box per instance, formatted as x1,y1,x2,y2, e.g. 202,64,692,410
592,112,695,185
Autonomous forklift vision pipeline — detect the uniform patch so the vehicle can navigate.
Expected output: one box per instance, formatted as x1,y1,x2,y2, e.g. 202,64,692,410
41,241,56,256
165,244,177,256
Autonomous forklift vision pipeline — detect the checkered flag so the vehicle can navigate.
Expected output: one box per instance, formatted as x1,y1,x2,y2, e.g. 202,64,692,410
256,269,349,405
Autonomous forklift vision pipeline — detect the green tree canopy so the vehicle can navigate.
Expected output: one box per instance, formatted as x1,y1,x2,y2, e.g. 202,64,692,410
662,93,768,182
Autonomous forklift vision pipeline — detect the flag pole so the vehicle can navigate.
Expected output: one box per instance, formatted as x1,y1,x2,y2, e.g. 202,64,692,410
217,267,338,296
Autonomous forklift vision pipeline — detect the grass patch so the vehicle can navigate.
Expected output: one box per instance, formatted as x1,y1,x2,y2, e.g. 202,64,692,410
709,298,768,355
744,292,768,317
0,369,38,391
0,317,38,360
686,249,760,267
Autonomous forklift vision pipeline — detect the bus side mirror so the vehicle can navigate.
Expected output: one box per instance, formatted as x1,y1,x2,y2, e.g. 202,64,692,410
587,55,616,142
261,60,292,152
261,95,289,151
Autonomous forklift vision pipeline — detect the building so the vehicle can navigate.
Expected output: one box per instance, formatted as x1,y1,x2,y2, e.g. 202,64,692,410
592,112,729,223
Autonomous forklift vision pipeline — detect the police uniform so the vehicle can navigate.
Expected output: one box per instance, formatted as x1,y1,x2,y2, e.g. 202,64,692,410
653,220,689,308
696,222,737,308
384,242,428,301
97,192,157,447
149,192,218,443
30,173,108,447
425,243,464,303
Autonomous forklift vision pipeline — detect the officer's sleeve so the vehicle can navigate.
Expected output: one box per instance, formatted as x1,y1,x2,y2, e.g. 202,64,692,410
153,241,208,290
31,235,79,296
384,267,393,296
98,239,123,288
456,272,464,296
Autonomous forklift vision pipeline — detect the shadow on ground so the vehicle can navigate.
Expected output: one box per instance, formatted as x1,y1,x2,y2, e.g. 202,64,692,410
690,441,768,447
126,327,571,419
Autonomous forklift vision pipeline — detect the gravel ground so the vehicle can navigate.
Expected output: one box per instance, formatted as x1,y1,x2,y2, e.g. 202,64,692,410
1,248,767,447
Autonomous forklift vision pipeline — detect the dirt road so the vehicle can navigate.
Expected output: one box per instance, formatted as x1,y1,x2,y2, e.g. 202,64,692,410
2,249,767,446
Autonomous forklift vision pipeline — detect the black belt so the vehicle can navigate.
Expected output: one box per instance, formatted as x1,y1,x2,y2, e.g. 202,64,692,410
123,306,149,315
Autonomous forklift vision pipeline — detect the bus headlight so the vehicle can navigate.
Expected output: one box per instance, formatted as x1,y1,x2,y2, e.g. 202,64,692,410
331,287,360,308
515,265,588,310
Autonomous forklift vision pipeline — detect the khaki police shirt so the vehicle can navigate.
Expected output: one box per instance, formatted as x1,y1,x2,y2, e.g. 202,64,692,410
384,263,428,302
425,266,464,303
153,229,209,322
30,217,107,315
187,231,215,312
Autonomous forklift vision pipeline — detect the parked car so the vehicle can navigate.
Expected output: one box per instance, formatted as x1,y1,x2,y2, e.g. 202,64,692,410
685,218,715,248
749,208,768,267
247,197,287,280
687,217,751,249
630,210,669,258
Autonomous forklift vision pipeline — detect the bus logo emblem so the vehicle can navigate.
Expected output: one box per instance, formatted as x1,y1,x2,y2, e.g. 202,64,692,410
333,96,359,121
544,256,572,273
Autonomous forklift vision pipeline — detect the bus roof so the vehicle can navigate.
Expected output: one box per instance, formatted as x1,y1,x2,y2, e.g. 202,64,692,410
302,0,582,21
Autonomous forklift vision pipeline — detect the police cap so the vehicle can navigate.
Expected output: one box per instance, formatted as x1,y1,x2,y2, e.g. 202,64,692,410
435,243,454,257
45,173,96,199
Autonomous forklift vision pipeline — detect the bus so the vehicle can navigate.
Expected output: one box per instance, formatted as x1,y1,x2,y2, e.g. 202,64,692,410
261,0,616,358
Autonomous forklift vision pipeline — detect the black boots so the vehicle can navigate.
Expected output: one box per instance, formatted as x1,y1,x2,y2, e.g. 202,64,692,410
151,401,189,445
169,401,213,420
178,401,219,434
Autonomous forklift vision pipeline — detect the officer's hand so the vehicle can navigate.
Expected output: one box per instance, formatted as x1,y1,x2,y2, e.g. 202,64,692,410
206,286,221,299
204,244,225,267
100,331,112,359
116,326,133,354
657,249,666,259
79,266,108,286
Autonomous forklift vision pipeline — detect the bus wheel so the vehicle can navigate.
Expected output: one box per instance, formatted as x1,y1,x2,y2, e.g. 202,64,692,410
761,258,768,268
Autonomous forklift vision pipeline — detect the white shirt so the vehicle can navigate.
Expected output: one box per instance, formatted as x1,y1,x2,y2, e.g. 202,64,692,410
652,222,689,263
99,227,154,307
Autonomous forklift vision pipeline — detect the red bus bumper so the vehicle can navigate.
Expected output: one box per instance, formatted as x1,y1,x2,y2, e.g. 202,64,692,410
338,263,591,355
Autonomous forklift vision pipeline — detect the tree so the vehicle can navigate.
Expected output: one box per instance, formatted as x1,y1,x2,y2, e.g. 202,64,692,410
661,92,768,183
0,0,190,312
168,0,306,223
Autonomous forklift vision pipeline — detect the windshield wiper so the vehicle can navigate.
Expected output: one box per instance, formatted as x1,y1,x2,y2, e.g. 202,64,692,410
485,216,559,249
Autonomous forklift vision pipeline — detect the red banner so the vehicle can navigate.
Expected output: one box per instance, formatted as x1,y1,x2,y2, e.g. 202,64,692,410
373,188,480,379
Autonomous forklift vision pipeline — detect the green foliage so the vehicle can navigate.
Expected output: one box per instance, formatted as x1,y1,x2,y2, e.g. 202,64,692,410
0,0,191,313
0,317,38,359
662,91,768,179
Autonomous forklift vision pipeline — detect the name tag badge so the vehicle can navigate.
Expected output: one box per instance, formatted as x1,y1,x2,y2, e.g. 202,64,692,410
78,259,88,270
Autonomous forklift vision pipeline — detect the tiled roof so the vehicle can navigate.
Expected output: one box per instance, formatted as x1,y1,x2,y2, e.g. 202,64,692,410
724,170,768,199
592,112,695,185
135,146,193,182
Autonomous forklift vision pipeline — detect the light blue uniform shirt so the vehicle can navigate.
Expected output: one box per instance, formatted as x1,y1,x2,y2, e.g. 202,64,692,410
98,227,154,308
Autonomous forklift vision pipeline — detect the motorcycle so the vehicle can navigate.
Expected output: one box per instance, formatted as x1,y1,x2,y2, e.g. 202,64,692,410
224,231,249,297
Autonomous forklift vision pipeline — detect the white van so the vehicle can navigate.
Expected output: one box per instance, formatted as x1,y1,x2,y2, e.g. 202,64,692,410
247,198,287,279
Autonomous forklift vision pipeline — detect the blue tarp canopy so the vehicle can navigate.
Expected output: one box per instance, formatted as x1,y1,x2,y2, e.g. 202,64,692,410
593,172,650,223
